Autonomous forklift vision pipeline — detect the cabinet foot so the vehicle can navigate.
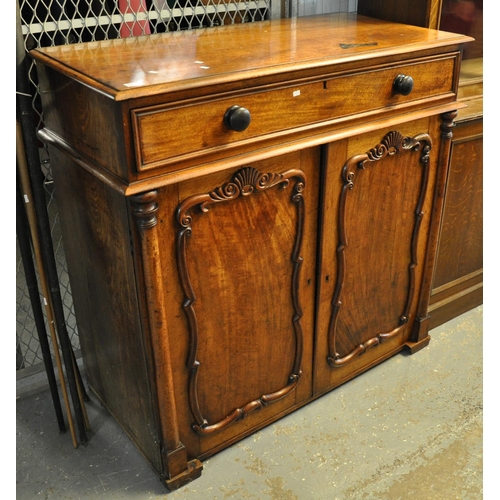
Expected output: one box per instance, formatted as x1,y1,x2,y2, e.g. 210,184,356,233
404,335,431,354
163,458,203,491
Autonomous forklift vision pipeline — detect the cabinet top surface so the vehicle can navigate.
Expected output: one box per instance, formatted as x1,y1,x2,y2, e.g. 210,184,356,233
30,13,472,101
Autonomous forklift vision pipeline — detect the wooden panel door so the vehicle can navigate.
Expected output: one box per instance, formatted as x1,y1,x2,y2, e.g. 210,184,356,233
314,116,447,394
150,148,320,459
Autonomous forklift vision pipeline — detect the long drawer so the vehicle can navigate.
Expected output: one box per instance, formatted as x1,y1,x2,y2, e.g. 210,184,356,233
132,54,458,172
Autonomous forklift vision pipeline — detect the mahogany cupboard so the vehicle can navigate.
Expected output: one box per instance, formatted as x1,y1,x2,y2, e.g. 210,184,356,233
30,14,472,489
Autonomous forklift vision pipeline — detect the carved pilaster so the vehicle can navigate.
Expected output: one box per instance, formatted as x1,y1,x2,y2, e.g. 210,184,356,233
409,110,458,348
130,190,203,487
131,190,159,231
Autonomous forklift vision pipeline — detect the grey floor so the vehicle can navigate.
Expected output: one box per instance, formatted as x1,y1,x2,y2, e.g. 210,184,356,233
17,306,484,499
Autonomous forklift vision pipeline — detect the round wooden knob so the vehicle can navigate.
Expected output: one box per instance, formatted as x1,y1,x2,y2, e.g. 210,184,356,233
393,74,414,96
224,105,251,132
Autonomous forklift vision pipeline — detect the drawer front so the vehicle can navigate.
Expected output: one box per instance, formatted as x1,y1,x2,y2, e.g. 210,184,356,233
132,55,457,172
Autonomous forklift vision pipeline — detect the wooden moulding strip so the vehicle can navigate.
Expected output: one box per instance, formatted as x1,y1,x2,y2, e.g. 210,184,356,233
431,269,483,297
429,281,483,312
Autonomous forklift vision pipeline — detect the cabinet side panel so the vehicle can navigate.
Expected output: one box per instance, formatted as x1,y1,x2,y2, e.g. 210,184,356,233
48,148,162,471
36,65,133,181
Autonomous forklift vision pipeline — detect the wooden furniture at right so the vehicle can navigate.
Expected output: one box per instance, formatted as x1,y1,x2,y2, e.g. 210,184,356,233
358,0,483,327
428,58,483,328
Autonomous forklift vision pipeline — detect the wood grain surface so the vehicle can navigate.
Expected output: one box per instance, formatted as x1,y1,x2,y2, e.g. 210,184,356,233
30,13,472,100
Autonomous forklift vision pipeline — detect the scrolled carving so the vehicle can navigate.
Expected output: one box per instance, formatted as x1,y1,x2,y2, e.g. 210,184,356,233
359,131,422,169
364,130,403,163
235,167,286,194
177,167,292,223
328,131,432,368
176,165,306,436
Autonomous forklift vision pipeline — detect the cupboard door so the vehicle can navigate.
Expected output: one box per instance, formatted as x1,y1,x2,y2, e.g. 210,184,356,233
314,118,442,394
155,149,319,458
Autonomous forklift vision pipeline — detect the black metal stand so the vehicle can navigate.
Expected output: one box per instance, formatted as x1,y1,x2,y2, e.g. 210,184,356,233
16,6,88,445
16,170,66,433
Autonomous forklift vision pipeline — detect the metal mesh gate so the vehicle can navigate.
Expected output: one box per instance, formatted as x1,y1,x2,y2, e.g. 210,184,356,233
16,0,356,377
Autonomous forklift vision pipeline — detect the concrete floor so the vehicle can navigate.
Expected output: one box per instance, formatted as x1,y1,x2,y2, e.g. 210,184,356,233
16,306,483,499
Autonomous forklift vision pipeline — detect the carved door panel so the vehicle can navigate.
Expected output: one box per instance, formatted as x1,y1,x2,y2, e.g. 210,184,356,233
314,118,441,394
157,149,320,458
